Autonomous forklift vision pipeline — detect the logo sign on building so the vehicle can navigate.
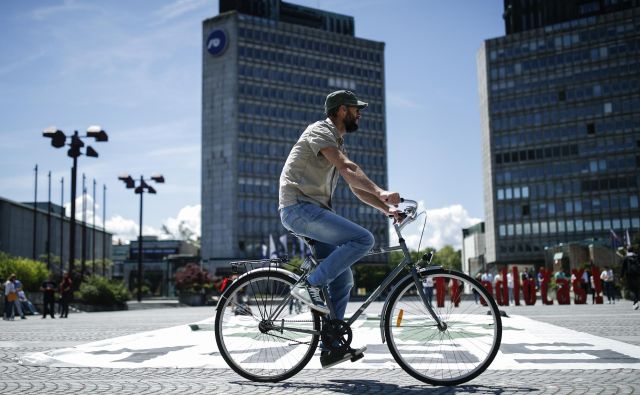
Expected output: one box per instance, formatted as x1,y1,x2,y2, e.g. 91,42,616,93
207,30,228,57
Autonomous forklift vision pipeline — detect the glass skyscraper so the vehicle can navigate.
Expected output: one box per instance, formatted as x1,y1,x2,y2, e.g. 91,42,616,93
478,2,639,267
201,0,388,270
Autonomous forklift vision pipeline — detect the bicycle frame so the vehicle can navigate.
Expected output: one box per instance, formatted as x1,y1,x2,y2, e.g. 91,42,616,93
262,210,446,339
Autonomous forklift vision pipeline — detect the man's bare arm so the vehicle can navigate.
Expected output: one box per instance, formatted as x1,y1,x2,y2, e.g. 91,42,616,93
350,186,406,224
349,186,389,214
320,146,400,204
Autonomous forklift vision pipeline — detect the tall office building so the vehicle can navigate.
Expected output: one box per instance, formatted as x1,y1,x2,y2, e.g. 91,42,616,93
202,0,388,270
478,1,640,268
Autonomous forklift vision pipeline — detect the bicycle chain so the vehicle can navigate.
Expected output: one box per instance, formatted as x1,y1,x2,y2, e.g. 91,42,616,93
260,319,317,345
263,332,311,346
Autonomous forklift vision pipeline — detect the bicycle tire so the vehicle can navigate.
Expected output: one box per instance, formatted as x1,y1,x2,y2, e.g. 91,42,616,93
215,269,320,382
383,268,502,386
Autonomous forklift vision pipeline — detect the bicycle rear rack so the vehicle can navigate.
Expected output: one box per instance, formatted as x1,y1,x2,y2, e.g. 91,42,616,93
230,257,289,274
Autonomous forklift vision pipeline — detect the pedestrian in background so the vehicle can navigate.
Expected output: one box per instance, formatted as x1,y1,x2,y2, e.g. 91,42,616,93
507,271,514,305
40,274,57,319
589,270,597,304
621,247,640,310
18,289,38,315
12,279,26,319
3,274,17,321
422,276,434,304
601,266,615,304
59,272,73,318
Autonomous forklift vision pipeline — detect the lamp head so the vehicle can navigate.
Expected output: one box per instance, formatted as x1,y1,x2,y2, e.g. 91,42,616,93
86,125,108,142
67,145,81,158
43,127,66,148
86,146,99,158
118,174,135,189
151,174,165,183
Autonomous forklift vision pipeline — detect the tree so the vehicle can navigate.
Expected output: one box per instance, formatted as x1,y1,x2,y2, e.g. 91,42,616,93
0,252,49,291
354,245,462,295
432,245,462,271
162,221,201,249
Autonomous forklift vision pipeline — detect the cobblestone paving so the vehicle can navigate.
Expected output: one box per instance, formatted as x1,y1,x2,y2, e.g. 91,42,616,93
1,302,639,394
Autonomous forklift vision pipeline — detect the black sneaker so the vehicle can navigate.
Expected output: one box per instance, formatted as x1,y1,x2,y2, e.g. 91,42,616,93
290,281,329,315
320,346,366,369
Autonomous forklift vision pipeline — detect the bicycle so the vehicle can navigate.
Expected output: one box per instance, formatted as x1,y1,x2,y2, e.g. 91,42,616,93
214,199,502,386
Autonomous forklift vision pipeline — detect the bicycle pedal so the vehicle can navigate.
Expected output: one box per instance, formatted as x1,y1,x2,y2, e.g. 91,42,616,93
350,352,364,362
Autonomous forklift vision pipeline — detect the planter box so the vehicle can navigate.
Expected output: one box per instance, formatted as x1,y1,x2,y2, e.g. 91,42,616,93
73,303,128,312
178,292,205,306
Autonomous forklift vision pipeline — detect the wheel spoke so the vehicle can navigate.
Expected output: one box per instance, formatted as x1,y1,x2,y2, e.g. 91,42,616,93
215,271,319,382
385,271,502,386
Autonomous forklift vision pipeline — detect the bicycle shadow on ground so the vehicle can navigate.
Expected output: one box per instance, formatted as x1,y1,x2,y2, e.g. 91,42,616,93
231,379,538,394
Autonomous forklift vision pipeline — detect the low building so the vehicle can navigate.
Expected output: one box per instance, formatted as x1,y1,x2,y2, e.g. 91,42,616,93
462,222,486,277
118,236,199,297
0,196,112,274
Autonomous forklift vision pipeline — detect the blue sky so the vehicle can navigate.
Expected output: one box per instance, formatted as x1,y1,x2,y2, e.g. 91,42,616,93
0,0,504,249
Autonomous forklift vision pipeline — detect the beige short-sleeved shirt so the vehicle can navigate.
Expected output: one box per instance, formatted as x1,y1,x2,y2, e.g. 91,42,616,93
279,119,346,211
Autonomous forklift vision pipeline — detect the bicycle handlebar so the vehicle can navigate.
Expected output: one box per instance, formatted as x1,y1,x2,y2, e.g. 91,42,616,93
387,198,420,230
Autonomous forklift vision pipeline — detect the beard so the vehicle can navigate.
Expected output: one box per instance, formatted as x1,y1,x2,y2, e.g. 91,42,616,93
344,112,359,133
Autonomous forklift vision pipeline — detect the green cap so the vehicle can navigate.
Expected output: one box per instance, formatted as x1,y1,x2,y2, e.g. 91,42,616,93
324,90,368,114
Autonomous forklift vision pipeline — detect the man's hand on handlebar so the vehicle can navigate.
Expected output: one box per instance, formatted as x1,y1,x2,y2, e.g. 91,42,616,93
388,207,407,224
380,191,401,206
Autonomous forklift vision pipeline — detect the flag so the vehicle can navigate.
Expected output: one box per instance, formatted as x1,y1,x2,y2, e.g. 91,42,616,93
269,234,278,258
261,243,268,259
610,229,621,250
279,234,288,254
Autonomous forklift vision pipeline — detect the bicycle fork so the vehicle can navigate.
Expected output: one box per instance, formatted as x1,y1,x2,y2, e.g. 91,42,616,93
379,268,446,343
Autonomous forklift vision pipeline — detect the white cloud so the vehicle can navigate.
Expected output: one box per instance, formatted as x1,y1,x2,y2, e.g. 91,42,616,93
161,204,201,241
106,215,139,244
105,204,201,244
146,144,200,158
386,91,423,110
29,0,101,20
63,193,104,227
153,0,210,23
389,203,482,251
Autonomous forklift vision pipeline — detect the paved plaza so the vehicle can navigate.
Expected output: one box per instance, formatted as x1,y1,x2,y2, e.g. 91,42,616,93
1,301,639,394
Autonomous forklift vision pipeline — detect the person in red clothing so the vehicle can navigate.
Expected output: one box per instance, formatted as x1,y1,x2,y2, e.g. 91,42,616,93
59,272,73,318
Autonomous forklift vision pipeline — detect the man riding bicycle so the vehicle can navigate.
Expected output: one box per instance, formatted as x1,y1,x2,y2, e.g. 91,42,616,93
278,90,403,368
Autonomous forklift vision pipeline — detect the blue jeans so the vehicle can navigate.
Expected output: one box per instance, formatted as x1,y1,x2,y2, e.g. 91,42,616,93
280,201,375,320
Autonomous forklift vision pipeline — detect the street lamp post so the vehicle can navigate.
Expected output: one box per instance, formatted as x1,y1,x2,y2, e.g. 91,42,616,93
60,177,64,278
43,126,108,276
33,164,38,260
81,173,87,277
102,184,107,276
118,174,164,302
92,178,96,274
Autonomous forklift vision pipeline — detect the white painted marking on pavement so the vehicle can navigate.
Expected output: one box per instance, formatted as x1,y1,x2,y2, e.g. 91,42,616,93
21,314,640,370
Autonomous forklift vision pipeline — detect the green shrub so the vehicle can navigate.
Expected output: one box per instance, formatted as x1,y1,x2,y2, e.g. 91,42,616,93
0,251,49,291
78,275,130,305
132,285,151,297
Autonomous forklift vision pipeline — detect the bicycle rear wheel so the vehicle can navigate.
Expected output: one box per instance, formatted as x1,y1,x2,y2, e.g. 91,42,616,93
215,269,320,382
383,269,502,386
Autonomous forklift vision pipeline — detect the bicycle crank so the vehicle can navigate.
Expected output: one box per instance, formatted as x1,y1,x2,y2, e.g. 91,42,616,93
321,319,353,352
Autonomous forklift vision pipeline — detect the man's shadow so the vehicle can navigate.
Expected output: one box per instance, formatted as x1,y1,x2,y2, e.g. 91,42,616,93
232,378,537,394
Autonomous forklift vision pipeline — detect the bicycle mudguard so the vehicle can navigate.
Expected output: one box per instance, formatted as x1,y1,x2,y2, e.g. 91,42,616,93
215,267,301,312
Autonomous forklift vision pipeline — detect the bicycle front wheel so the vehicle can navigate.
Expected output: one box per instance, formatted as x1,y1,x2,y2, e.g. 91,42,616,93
215,269,320,382
383,269,502,386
